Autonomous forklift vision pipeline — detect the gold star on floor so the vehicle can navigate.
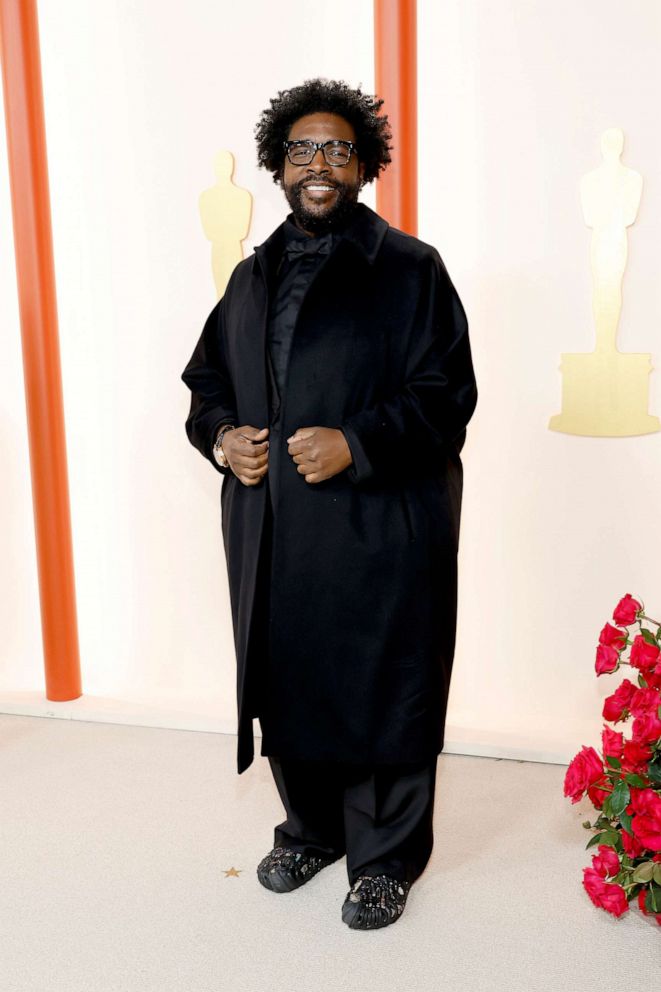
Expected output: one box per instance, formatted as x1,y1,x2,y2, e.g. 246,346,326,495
224,867,242,877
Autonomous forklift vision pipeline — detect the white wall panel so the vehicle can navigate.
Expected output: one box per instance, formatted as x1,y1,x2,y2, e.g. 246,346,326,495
419,0,661,760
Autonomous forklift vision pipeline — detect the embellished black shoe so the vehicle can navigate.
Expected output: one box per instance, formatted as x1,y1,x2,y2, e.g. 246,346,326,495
256,845,335,893
341,874,411,930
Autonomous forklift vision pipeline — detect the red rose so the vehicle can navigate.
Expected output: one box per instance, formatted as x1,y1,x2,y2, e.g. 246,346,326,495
630,687,661,744
564,746,605,804
621,829,645,858
587,775,613,809
601,726,624,759
602,679,637,722
630,787,661,815
591,845,620,878
622,739,653,774
632,711,661,745
629,634,660,673
632,818,661,850
647,668,661,691
595,644,619,675
637,889,661,926
630,686,661,717
599,623,627,650
582,868,629,917
613,594,642,626
630,788,661,852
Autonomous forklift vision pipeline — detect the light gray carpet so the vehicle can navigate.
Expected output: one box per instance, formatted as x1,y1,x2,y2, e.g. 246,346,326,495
0,714,657,991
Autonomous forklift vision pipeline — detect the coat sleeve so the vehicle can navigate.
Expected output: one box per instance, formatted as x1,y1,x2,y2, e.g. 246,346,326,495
181,297,238,476
339,248,478,483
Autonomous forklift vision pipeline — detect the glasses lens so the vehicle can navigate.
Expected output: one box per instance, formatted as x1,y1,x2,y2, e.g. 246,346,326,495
323,141,351,165
288,143,314,164
286,141,352,166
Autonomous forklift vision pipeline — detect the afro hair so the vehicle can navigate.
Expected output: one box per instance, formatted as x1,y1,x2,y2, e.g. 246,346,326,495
254,77,393,185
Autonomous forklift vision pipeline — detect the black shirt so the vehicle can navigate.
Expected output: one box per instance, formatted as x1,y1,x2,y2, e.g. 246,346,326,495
266,215,336,406
265,208,372,498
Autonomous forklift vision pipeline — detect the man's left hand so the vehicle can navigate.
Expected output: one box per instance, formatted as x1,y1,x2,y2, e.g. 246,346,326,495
286,427,353,484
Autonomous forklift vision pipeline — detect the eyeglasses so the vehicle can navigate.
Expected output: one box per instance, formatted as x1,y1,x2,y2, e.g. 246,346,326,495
283,139,357,167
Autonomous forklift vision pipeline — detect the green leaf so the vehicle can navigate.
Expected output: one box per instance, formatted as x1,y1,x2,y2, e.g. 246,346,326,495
632,861,655,884
586,832,605,850
586,829,620,850
653,864,661,886
637,674,648,688
640,628,657,646
609,780,631,818
601,829,621,849
606,755,622,769
645,884,661,914
624,774,647,788
619,811,633,836
648,762,661,785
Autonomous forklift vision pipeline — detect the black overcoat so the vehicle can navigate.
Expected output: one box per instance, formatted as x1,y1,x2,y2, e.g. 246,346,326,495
181,203,477,774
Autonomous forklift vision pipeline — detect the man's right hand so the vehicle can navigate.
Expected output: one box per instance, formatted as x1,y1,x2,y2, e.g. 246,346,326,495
222,425,269,486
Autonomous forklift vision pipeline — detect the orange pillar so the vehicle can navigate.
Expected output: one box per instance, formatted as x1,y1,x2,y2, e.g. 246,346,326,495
374,0,418,235
0,0,82,700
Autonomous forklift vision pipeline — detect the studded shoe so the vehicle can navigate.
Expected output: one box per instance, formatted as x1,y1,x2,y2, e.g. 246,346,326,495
256,845,335,893
341,874,411,929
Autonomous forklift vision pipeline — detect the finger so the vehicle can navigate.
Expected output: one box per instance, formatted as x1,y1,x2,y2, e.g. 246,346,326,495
239,426,269,442
253,426,270,437
288,441,316,457
236,448,268,465
239,472,264,485
241,463,267,480
286,428,315,444
234,440,269,458
292,455,316,469
235,455,268,474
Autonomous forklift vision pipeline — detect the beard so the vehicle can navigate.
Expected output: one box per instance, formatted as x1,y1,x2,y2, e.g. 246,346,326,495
282,175,362,235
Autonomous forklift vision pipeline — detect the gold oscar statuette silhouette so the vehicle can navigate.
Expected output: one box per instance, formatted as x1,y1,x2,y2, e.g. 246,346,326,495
549,128,660,436
199,150,253,299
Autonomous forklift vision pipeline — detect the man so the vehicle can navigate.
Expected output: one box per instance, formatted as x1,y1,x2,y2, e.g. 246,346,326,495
181,78,478,930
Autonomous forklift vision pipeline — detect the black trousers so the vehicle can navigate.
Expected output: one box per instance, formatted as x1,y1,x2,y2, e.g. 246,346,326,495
254,490,437,886
267,754,438,885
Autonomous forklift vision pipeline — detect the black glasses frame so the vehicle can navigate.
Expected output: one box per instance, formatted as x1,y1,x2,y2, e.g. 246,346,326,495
283,139,358,167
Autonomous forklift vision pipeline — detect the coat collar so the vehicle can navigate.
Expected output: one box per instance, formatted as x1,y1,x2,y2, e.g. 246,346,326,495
252,202,389,284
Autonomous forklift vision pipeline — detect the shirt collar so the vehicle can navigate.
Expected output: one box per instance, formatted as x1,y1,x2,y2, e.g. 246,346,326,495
282,214,335,253
253,202,389,284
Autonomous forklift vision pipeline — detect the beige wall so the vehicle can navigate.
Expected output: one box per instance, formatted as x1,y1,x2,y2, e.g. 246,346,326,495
419,0,661,759
1,0,659,762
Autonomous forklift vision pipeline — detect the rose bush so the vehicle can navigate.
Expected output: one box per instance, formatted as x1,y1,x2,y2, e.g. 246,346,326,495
564,594,661,925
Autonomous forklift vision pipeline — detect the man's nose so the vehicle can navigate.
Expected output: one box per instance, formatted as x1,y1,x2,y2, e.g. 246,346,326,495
307,146,330,170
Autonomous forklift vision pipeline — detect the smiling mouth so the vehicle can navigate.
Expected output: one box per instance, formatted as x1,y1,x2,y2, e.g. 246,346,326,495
302,183,337,194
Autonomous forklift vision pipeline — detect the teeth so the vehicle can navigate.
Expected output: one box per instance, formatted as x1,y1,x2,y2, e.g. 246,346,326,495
305,185,334,190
